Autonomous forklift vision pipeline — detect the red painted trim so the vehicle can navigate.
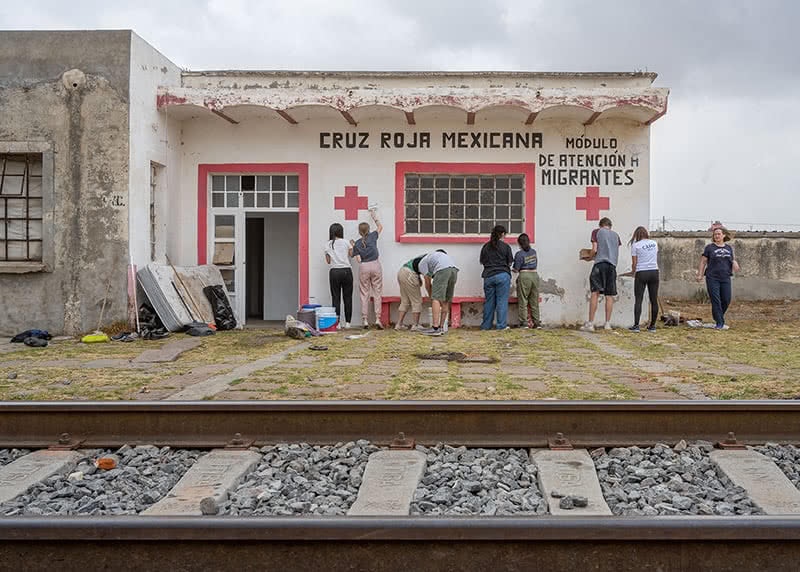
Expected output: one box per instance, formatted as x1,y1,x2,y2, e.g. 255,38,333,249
197,163,310,305
395,162,535,244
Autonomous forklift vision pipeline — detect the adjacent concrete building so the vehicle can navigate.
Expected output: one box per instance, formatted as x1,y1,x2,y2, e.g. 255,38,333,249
0,30,671,334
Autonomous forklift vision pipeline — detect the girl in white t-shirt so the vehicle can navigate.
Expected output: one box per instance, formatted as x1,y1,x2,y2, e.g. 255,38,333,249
628,226,659,332
324,223,352,329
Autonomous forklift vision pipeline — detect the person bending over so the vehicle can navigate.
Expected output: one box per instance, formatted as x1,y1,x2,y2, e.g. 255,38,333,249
418,250,459,337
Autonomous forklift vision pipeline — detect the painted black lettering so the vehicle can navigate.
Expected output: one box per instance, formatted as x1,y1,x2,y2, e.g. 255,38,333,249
359,132,369,148
470,132,482,148
489,132,500,148
458,133,468,148
625,170,634,185
443,132,455,147
332,132,343,149
503,133,513,148
320,132,331,148
381,132,391,148
420,132,431,148
516,133,529,148
345,132,357,148
532,133,542,148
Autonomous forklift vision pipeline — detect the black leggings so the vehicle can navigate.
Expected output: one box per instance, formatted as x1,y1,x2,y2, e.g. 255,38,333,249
634,270,659,327
329,268,353,323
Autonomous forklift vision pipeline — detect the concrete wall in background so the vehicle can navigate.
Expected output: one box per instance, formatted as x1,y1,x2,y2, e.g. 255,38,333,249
0,30,132,335
651,231,800,301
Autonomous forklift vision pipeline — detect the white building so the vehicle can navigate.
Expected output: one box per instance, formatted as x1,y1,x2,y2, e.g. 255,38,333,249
0,31,669,333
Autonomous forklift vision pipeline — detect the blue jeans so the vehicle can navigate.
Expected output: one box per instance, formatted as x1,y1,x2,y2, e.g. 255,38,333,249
482,272,511,330
706,277,732,327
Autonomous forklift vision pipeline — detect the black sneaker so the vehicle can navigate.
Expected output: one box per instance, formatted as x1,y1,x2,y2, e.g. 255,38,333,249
628,325,640,333
647,326,657,333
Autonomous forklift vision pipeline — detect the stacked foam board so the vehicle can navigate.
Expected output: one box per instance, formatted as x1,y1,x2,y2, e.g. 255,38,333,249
137,263,230,331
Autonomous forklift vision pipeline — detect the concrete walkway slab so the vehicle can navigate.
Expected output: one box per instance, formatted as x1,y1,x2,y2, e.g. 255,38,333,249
532,449,612,516
711,450,800,514
142,449,260,515
132,338,204,364
167,342,307,400
348,450,426,516
0,450,82,504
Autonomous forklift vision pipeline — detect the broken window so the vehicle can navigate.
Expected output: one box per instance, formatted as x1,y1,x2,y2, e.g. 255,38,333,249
0,153,43,261
403,173,525,235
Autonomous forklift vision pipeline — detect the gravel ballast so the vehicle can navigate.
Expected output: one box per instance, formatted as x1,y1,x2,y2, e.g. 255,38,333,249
0,448,30,466
753,443,800,490
0,445,204,516
593,441,763,516
220,440,379,516
410,445,547,515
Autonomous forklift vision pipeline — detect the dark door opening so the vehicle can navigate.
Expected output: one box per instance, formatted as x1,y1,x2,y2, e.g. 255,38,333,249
245,217,264,318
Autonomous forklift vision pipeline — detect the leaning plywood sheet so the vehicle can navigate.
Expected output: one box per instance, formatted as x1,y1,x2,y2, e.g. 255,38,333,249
137,264,231,331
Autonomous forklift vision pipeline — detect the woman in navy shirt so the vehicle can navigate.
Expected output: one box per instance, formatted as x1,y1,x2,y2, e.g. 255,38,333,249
696,227,740,329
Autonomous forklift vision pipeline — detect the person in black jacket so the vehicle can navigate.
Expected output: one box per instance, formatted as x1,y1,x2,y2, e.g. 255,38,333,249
480,225,513,330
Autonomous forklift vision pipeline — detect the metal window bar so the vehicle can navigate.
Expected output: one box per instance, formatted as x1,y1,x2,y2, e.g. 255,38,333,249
0,153,43,262
210,174,300,211
404,173,525,235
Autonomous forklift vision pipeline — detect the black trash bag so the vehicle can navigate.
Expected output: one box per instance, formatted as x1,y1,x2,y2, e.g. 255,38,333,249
203,285,237,331
139,303,170,340
11,329,52,343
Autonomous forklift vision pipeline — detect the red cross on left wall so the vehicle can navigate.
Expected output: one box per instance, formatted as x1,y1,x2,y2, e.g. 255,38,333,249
334,186,369,220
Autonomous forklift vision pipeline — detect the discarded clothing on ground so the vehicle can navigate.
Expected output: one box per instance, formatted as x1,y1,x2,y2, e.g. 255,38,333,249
23,336,48,348
111,332,139,342
184,322,215,336
203,285,237,331
285,315,321,339
139,303,170,340
10,329,52,343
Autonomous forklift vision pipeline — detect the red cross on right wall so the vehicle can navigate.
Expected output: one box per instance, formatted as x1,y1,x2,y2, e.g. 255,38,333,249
575,186,610,220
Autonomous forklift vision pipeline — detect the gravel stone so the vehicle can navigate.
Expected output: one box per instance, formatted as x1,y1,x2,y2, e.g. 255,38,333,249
0,448,31,467
593,443,762,516
410,445,546,516
0,446,203,516
220,440,379,516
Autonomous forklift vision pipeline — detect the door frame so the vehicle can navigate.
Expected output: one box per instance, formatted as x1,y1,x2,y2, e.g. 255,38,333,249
197,163,310,323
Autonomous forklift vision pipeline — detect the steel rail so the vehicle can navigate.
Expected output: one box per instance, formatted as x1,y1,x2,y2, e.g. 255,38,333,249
0,400,799,448
1,517,800,571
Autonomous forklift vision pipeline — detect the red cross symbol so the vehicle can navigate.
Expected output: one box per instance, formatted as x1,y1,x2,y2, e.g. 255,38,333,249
334,185,368,220
575,186,610,221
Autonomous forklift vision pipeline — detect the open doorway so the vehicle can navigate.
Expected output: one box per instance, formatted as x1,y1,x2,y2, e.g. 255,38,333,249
245,212,299,322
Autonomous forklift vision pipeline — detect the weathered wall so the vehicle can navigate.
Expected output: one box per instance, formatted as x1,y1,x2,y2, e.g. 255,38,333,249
650,231,800,300
0,30,132,335
128,32,182,269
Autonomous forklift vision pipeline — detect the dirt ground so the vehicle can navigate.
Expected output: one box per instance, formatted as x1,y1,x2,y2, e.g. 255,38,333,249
1,300,798,402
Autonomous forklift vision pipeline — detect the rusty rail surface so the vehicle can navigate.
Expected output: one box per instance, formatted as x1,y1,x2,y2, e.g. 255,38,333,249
1,517,800,571
0,400,799,448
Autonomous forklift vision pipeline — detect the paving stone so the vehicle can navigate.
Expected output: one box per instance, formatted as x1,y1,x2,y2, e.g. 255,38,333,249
82,358,135,369
532,449,612,516
459,365,499,374
329,359,365,367
463,382,494,390
229,382,280,391
710,364,772,376
348,451,427,516
630,360,676,373
458,373,496,380
663,358,705,370
274,361,316,369
638,389,684,400
554,372,596,383
572,332,634,358
340,383,389,393
0,450,83,504
132,338,204,364
417,363,449,373
143,450,260,515
286,387,330,395
504,365,547,376
167,342,307,400
544,361,581,373
215,390,272,400
574,383,615,394
357,374,394,383
515,380,548,392
711,450,800,514
669,383,710,400
309,378,337,386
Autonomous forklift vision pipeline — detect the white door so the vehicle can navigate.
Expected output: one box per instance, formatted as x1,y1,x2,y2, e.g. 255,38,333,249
210,211,245,322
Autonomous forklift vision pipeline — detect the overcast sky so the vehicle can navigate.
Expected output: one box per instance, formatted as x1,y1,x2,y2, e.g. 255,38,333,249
2,0,798,230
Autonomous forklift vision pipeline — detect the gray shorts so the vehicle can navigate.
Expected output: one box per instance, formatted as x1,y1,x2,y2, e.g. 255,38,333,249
431,267,458,302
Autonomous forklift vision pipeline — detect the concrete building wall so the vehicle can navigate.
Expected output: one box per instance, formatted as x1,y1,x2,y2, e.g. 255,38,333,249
128,32,183,269
174,110,651,326
0,30,132,335
650,232,800,301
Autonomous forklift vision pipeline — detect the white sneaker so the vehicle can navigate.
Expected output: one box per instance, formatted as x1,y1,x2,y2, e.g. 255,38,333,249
362,317,369,329
394,323,404,331
344,322,351,329
336,322,342,331
442,318,449,333
604,322,612,331
580,322,595,332
410,324,423,332
375,322,384,330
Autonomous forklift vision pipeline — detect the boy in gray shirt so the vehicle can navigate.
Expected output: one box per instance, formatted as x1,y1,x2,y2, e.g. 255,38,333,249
581,217,621,332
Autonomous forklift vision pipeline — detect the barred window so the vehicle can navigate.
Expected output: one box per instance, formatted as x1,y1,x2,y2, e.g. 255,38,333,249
0,154,43,261
404,173,525,235
211,174,299,209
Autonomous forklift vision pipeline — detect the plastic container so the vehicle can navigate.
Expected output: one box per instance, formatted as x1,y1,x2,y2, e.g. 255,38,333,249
317,314,338,332
302,304,321,310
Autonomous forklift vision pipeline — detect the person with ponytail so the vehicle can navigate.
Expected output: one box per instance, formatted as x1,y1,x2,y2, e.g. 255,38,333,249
324,222,353,329
628,226,660,333
349,211,384,329
479,225,513,330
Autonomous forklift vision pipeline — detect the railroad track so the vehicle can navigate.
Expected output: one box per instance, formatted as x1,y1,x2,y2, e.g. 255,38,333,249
1,400,800,571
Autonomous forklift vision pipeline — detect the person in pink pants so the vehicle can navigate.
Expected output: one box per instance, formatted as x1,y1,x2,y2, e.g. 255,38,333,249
349,210,384,329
